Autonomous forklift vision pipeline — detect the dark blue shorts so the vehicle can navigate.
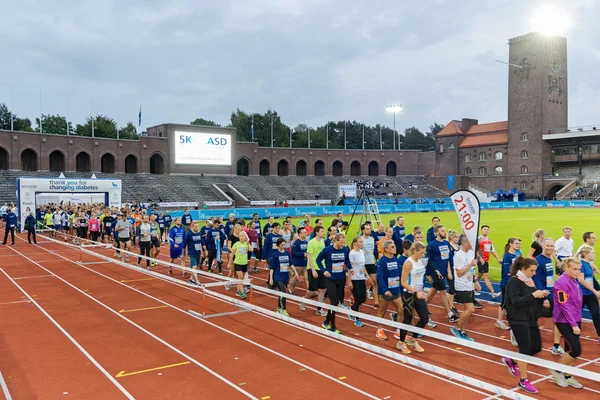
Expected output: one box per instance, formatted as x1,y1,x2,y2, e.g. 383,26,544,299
431,273,448,291
170,247,183,260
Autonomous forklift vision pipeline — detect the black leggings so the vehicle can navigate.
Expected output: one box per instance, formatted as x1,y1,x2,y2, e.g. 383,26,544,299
351,280,366,312
78,226,87,239
510,324,542,356
138,241,151,267
274,280,288,309
556,322,582,358
583,294,600,336
400,291,429,341
325,279,345,329
2,226,15,245
90,231,100,242
27,229,37,244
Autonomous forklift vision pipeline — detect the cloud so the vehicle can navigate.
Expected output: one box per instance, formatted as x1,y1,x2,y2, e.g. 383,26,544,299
0,0,598,134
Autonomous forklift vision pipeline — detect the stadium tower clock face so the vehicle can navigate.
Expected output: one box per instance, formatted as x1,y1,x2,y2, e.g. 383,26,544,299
550,51,561,73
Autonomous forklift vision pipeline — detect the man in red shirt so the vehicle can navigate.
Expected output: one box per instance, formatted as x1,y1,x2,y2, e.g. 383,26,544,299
477,225,501,298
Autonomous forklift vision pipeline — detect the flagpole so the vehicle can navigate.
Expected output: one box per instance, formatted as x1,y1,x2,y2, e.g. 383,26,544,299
362,124,365,150
270,115,274,148
92,98,95,138
379,125,382,150
326,123,329,150
39,91,42,133
289,127,292,148
251,114,255,141
344,120,347,150
117,101,120,140
66,95,69,136
10,86,13,131
308,126,311,149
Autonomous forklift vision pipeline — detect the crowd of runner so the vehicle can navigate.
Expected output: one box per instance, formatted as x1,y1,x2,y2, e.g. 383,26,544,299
3,204,599,394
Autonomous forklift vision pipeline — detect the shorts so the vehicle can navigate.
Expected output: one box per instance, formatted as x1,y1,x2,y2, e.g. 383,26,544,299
455,290,474,304
365,264,377,275
431,273,448,291
540,297,554,318
308,269,327,291
380,293,401,302
54,224,62,231
447,275,456,295
478,261,490,274
170,247,183,259
151,237,161,249
118,237,130,243
234,264,248,273
189,254,200,267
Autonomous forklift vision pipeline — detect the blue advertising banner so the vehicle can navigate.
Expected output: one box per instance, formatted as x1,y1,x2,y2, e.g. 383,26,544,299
447,176,455,191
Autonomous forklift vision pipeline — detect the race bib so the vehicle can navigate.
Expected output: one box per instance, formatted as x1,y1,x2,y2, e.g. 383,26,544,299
546,276,554,288
484,244,492,252
332,262,344,272
585,277,593,285
175,238,182,244
251,242,258,248
440,246,450,260
388,276,400,288
280,263,289,272
194,244,202,251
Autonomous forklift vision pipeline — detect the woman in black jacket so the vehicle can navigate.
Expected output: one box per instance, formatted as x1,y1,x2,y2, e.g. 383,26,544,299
501,256,549,394
25,212,37,244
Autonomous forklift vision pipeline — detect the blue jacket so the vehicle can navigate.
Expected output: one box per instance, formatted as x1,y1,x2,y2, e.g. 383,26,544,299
377,255,401,296
186,230,205,257
4,212,17,228
316,245,350,281
291,239,308,267
205,227,226,251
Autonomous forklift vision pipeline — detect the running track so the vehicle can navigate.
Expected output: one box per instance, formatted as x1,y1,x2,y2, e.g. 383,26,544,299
1,232,599,399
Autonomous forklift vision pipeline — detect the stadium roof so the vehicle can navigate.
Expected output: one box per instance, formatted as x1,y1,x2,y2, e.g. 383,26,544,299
437,119,508,148
459,132,509,148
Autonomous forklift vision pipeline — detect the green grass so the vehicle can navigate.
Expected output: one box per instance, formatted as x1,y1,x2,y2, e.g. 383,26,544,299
283,208,600,282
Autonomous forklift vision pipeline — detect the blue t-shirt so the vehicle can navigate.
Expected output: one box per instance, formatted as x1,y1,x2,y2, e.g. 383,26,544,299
372,230,386,243
270,250,291,282
316,245,350,281
404,233,415,243
580,260,595,296
426,227,436,244
169,226,185,248
205,227,226,250
163,214,173,226
397,254,408,279
501,252,518,287
533,254,555,298
392,226,405,251
185,231,204,257
264,232,282,262
377,255,401,296
182,215,192,226
428,240,451,275
291,239,308,267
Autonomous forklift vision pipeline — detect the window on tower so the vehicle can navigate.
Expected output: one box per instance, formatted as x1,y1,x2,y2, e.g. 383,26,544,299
521,181,527,190
521,132,528,141
495,151,503,160
478,166,487,175
465,154,472,163
521,150,529,159
521,165,528,173
464,167,472,175
479,152,487,162
495,166,503,175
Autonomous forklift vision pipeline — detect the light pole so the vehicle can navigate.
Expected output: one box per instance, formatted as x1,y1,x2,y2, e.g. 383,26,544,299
386,104,402,150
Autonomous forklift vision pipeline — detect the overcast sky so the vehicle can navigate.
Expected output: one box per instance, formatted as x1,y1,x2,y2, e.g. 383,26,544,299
1,0,598,133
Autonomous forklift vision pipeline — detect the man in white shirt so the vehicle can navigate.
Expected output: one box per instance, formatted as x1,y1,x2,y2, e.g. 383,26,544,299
554,226,574,274
450,235,477,342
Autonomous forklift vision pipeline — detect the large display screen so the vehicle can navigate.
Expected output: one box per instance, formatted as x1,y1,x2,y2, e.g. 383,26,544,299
174,131,232,165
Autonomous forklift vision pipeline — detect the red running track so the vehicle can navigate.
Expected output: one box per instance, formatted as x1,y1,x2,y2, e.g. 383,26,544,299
0,232,599,400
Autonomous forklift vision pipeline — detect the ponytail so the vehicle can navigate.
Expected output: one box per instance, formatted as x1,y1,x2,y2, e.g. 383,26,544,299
510,256,537,277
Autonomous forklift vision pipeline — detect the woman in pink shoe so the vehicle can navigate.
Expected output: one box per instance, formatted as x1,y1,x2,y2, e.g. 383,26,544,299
501,257,549,394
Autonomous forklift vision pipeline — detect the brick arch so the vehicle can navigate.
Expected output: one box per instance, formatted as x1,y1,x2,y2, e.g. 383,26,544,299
124,153,138,174
75,151,92,173
294,158,308,176
314,159,326,176
100,152,116,174
21,148,38,171
0,146,10,170
236,156,251,176
149,151,167,175
48,149,66,172
331,160,343,176
350,160,362,176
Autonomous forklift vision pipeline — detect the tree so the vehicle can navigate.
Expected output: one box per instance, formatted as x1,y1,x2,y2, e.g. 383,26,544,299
35,113,73,135
0,103,34,132
402,126,434,151
429,122,445,137
119,122,138,140
191,117,220,127
75,115,118,138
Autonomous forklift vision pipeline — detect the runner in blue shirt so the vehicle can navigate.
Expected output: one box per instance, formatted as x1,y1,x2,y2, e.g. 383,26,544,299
205,219,226,274
185,222,204,285
269,238,298,316
426,225,458,323
375,239,403,341
392,216,406,255
263,223,282,266
426,216,440,244
289,227,308,293
316,233,351,334
168,217,186,277
497,238,520,332
163,211,173,243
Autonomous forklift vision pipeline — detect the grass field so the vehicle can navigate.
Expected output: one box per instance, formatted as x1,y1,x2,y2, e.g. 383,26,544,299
284,208,600,282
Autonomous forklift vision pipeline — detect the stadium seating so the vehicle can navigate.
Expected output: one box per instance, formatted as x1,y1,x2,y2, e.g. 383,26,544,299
0,171,448,206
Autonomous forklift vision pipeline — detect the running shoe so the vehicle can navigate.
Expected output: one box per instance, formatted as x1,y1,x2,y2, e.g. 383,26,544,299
495,320,510,330
427,320,437,328
376,328,388,341
406,338,424,353
124,255,129,262
501,357,520,378
354,318,364,328
393,329,400,340
450,327,463,339
390,312,398,322
367,290,374,300
236,291,247,299
317,309,327,317
348,314,356,322
473,300,483,309
329,327,342,335
299,302,306,311
551,345,565,356
474,291,481,296
396,341,411,354
253,267,259,273
549,369,568,387
151,261,157,267
518,378,538,394
340,302,350,310
565,376,584,389
288,288,294,294
168,269,173,276
461,331,474,342
510,330,518,347
450,307,460,315
416,333,425,338
280,309,289,317
322,321,331,330
449,314,459,323
224,284,231,291
491,292,501,299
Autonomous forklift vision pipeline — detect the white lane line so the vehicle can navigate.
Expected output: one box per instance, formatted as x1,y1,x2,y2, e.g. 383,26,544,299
34,242,383,399
0,369,13,400
4,245,258,400
13,274,54,280
0,268,135,400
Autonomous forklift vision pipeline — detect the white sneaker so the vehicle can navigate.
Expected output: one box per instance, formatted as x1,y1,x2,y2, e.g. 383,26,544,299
495,320,510,330
510,330,518,347
551,345,565,356
427,320,437,328
549,369,568,387
299,302,306,311
565,375,584,389
367,290,374,300
491,292,501,299
317,309,327,317
474,291,481,296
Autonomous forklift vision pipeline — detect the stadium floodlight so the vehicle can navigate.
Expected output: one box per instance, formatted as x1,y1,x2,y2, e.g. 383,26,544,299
386,104,403,150
532,5,569,36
